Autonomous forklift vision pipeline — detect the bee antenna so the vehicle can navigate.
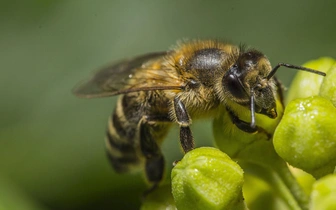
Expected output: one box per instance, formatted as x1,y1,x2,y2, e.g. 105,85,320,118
250,90,256,128
267,63,326,80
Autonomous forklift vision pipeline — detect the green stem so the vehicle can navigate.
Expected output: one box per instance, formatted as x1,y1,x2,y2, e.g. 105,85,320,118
242,162,302,210
274,163,309,210
236,141,309,210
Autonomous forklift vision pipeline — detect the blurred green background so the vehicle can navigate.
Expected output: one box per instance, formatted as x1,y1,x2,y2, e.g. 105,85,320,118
0,0,335,209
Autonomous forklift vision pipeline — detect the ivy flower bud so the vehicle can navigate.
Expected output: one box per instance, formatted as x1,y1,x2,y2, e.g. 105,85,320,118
141,184,176,210
319,61,336,107
273,96,336,178
171,147,245,210
310,174,336,210
286,57,335,103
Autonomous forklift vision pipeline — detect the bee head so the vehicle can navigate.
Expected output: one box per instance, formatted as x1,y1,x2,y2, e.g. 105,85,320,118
222,50,277,126
221,48,325,128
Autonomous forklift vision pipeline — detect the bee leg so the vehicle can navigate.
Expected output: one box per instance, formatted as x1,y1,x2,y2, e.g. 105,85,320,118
228,109,258,133
173,97,195,153
139,117,165,195
227,109,272,138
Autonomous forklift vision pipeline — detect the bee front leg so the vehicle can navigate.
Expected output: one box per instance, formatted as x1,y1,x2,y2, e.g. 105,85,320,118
227,109,258,133
227,109,272,139
173,97,195,153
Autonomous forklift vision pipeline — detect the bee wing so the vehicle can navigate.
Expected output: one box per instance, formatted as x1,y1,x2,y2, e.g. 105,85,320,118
73,52,182,98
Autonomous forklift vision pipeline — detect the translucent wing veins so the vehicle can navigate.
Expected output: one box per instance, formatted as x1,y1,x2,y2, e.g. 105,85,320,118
73,52,183,98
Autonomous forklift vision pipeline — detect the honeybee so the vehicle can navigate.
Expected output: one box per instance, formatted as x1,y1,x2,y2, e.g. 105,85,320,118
73,40,325,191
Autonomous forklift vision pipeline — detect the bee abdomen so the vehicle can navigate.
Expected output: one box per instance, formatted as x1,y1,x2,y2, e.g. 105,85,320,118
105,96,143,173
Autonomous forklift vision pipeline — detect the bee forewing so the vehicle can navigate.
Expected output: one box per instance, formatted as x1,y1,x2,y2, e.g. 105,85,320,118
72,52,167,98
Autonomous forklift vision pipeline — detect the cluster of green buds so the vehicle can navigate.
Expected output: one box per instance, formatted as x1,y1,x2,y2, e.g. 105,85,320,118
274,57,336,179
141,58,336,210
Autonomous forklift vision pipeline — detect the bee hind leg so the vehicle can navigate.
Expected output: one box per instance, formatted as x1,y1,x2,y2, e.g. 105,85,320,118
139,117,165,195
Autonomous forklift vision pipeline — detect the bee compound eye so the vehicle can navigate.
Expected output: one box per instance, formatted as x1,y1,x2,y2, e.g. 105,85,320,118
224,74,248,100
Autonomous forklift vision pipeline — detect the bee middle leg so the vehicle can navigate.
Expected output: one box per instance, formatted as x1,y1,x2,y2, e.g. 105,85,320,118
173,97,195,153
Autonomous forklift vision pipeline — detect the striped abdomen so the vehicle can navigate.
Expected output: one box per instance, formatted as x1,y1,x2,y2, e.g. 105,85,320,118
105,93,144,173
105,91,171,173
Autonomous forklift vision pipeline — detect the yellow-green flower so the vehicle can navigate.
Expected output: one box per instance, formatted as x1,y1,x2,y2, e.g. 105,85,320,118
171,147,245,210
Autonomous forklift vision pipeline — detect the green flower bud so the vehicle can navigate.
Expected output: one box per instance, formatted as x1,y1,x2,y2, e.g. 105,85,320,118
286,57,335,103
171,147,245,210
141,184,177,210
273,96,336,179
310,174,336,210
319,61,336,107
